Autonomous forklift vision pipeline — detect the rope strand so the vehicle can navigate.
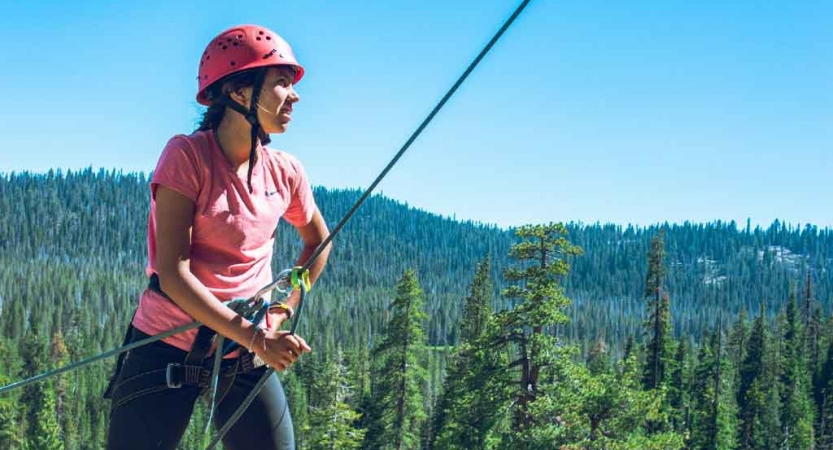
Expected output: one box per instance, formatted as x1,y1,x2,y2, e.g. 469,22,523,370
210,2,534,446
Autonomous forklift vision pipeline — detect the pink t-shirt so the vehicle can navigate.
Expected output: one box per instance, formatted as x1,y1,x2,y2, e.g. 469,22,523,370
132,130,316,352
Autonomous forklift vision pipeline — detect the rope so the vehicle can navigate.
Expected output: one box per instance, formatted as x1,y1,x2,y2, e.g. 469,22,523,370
0,321,200,395
299,0,533,275
207,1,533,446
206,282,307,449
0,294,272,396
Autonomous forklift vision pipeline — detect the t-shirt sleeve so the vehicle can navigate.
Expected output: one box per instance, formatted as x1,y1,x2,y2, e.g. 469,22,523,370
150,135,202,203
282,154,317,227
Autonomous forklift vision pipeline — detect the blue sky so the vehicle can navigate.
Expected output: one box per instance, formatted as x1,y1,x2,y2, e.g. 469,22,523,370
0,0,830,228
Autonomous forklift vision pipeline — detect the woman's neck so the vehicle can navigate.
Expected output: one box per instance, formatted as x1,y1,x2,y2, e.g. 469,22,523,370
214,116,260,169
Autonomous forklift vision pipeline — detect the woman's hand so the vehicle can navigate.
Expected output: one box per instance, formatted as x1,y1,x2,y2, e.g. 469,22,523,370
253,329,312,372
266,309,289,331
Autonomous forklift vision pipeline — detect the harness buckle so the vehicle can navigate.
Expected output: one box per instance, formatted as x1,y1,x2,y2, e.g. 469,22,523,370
166,363,183,389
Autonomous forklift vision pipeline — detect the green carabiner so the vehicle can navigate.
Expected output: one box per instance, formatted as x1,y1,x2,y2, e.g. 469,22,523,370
290,266,311,293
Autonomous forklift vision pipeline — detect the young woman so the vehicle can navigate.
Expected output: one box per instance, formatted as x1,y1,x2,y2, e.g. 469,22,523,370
104,24,330,450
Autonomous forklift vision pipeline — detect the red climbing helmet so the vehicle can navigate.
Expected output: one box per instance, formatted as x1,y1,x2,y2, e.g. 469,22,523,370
196,24,305,106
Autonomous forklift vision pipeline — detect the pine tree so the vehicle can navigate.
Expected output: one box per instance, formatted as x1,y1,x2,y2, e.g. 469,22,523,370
364,269,428,450
587,336,611,376
30,380,64,450
432,257,507,450
668,339,690,436
727,308,749,389
460,256,493,344
738,303,780,450
623,334,637,365
49,331,77,450
307,348,365,450
817,341,833,449
0,398,23,450
781,291,815,449
689,330,737,450
0,338,23,449
643,230,672,391
494,223,582,432
548,346,685,450
806,273,821,377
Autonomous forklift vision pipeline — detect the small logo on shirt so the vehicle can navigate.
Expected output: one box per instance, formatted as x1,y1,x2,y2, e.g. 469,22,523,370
266,190,279,197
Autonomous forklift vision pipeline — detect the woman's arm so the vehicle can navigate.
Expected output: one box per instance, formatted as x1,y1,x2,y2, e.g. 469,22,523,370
154,186,256,346
268,208,331,327
154,186,308,369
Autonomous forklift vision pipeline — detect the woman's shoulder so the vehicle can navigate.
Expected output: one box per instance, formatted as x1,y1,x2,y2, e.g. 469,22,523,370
160,130,213,156
156,130,216,168
263,146,305,174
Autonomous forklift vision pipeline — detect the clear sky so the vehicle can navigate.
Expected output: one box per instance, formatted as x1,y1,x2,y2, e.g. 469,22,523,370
0,0,830,228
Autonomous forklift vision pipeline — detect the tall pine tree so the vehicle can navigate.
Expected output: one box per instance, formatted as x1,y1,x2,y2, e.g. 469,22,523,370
306,347,365,450
432,256,507,450
496,223,582,432
689,329,738,450
781,291,815,449
364,269,428,450
643,230,672,392
737,303,780,450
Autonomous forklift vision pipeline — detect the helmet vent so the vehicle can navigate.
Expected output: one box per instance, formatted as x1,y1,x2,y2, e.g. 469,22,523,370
230,61,236,66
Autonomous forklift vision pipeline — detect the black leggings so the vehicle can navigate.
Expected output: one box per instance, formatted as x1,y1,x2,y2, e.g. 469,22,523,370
106,327,295,450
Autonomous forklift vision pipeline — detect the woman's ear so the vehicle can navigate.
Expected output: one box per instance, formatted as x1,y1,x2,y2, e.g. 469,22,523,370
228,87,251,107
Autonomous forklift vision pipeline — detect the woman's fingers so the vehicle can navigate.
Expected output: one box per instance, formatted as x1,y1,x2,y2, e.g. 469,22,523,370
259,331,313,371
282,350,299,365
279,333,312,355
296,336,312,353
281,334,302,353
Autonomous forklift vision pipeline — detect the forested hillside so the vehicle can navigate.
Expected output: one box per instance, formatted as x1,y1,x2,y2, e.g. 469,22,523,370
1,169,832,449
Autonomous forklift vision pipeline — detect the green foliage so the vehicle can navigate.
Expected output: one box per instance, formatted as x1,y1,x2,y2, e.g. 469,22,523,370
737,304,782,450
0,342,24,450
689,330,738,450
817,342,833,449
644,230,674,392
30,380,64,450
538,351,684,450
306,348,365,450
364,270,428,450
492,223,582,433
667,339,690,435
0,171,832,448
432,257,508,450
779,291,816,449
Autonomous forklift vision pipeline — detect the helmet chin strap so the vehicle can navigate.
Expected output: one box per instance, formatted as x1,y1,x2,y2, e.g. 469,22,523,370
257,102,280,115
216,69,270,193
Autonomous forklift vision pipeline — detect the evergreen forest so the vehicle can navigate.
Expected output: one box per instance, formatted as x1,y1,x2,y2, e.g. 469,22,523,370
1,169,832,449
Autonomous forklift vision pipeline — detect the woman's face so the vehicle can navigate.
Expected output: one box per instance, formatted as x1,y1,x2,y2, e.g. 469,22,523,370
255,66,300,134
